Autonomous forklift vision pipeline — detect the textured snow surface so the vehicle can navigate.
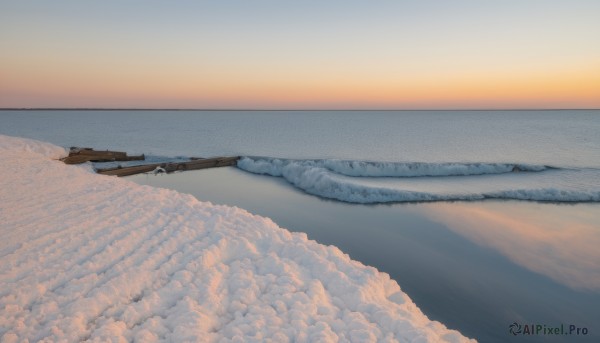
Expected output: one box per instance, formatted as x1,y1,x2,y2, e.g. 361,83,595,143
0,135,473,342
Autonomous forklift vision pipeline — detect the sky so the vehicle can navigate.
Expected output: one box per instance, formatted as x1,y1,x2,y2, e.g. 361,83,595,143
1,0,599,109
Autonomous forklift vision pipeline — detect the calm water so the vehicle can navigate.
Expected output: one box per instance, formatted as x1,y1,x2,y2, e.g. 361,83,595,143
2,110,599,341
1,110,599,165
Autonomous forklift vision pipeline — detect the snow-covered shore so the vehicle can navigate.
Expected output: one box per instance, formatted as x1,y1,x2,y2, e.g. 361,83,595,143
0,135,473,342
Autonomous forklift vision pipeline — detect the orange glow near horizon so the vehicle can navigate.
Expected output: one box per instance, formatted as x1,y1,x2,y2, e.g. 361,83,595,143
2,63,597,109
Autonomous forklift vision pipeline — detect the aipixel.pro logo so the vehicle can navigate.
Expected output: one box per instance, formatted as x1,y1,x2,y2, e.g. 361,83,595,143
509,322,588,336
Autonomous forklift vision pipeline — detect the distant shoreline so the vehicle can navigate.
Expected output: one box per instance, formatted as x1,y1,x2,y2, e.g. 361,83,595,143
1,108,598,111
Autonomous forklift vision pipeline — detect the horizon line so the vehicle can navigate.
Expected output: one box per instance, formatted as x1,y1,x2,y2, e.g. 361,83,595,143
1,108,599,112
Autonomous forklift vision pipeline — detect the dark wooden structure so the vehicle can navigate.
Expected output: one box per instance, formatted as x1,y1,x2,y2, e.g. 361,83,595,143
96,156,240,177
60,147,239,177
61,148,145,164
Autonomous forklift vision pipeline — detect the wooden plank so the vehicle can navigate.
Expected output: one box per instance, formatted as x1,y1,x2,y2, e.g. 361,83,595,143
62,155,96,165
63,147,240,177
95,156,240,177
75,150,127,158
97,164,161,177
163,157,239,172
61,148,145,164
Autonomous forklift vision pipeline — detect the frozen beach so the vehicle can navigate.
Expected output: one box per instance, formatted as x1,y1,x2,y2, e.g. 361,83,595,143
0,134,472,342
131,164,600,343
3,0,600,340
2,109,599,342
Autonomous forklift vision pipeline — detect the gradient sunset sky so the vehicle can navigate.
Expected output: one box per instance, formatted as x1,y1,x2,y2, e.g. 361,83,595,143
1,0,599,109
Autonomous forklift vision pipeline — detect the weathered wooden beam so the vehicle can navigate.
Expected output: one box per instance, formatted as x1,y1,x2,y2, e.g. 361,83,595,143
61,148,145,164
95,156,240,177
97,164,161,177
164,156,239,172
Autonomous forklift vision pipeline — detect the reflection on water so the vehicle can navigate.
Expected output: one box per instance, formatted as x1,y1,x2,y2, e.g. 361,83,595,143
128,167,600,342
421,202,600,292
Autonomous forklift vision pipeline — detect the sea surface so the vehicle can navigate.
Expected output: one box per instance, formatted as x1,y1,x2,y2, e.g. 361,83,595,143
2,110,599,342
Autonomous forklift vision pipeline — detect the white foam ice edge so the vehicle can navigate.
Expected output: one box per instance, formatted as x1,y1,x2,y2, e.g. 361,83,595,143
238,157,550,178
237,157,600,204
0,135,473,343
